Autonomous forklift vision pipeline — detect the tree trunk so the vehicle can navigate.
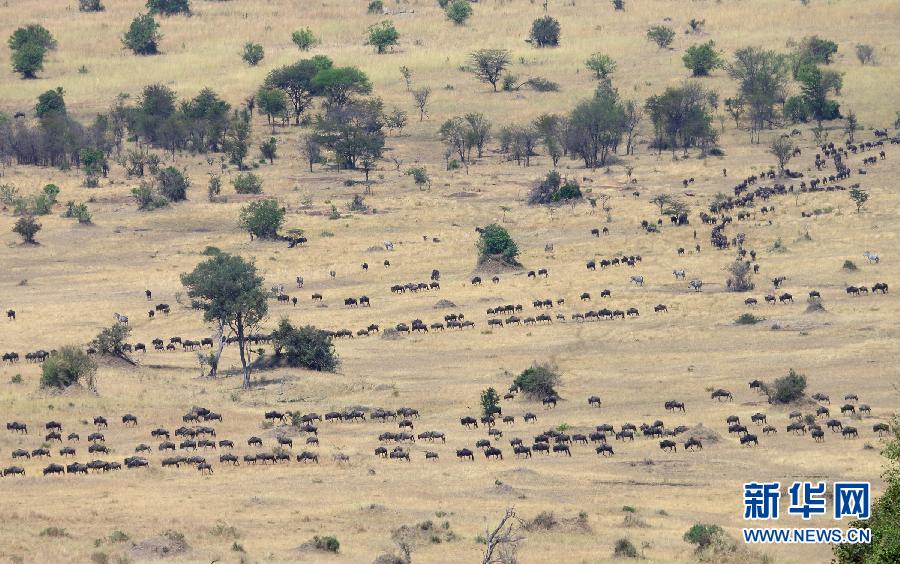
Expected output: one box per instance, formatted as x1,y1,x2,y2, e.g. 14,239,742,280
237,316,250,389
208,321,226,378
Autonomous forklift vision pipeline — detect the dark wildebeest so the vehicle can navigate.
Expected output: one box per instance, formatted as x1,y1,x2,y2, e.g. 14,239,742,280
596,444,614,456
684,437,702,451
456,448,474,461
740,434,759,446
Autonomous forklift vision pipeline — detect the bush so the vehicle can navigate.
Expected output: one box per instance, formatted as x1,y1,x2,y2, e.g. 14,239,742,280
132,182,168,210
123,14,161,55
855,43,875,65
647,25,675,49
157,167,189,202
613,538,638,558
239,199,284,239
768,369,807,404
529,170,581,204
735,313,764,325
8,24,56,51
349,194,367,212
79,0,105,12
63,201,92,224
530,16,561,47
726,260,753,292
445,0,473,25
40,527,69,538
312,535,340,553
682,41,722,76
585,53,616,81
477,224,519,264
260,138,277,164
842,260,858,271
366,20,399,54
684,523,724,550
92,323,132,358
524,77,560,92
480,387,500,417
13,216,41,243
513,362,560,399
11,42,46,79
405,166,430,188
784,96,811,123
233,173,263,194
146,0,191,16
40,346,97,389
367,0,384,13
241,42,265,66
291,28,318,51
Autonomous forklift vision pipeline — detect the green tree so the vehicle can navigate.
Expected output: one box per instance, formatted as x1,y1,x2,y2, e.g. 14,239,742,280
405,166,430,188
646,25,675,49
35,87,67,119
265,57,331,124
445,0,473,24
682,41,722,77
156,166,189,201
146,0,191,16
530,16,561,47
312,66,372,107
40,346,97,389
8,24,56,51
312,99,385,170
727,47,790,143
469,49,511,92
585,53,616,82
767,368,806,404
513,362,560,399
567,83,627,168
844,110,860,143
849,186,869,213
769,136,794,173
645,82,717,156
366,20,399,54
792,35,838,76
477,223,519,264
180,253,268,389
260,137,277,163
123,13,161,55
271,319,338,371
91,322,132,359
480,387,501,417
239,199,284,239
223,110,251,169
256,87,288,130
833,416,900,563
241,42,264,66
233,172,263,194
13,215,41,243
11,42,46,79
797,64,842,123
291,28,319,50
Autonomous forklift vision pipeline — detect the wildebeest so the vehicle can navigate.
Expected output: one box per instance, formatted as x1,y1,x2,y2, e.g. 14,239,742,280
740,434,758,446
659,439,677,452
6,421,27,434
93,416,108,429
6,310,16,321
630,275,644,287
43,463,65,476
460,416,478,428
842,426,859,439
455,448,474,461
484,447,503,460
710,389,733,401
596,444,614,456
684,437,702,451
664,400,685,412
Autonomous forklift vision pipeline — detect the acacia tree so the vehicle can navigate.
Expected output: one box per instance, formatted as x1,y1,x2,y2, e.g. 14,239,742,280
727,47,790,143
770,136,794,173
265,57,332,125
566,83,626,169
469,49,512,92
180,253,268,389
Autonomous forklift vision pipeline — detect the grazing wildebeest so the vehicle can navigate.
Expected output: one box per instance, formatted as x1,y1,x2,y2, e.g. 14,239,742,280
659,439,677,452
588,396,602,408
779,292,794,303
542,396,557,408
750,413,767,425
60,446,76,456
460,416,478,428
664,400,685,412
684,437,702,451
45,431,62,442
552,443,571,456
94,416,108,429
513,445,532,458
841,404,856,415
523,413,537,423
247,436,263,447
88,432,105,443
615,430,634,441
710,389,733,401
873,423,890,436
596,444,614,456
7,309,16,321
745,297,758,306
630,275,644,287
740,434,759,446
484,447,503,460
456,448,475,461
786,422,806,435
7,421,27,434
811,429,825,442
654,304,668,313
2,466,25,477
122,414,138,427
12,449,29,459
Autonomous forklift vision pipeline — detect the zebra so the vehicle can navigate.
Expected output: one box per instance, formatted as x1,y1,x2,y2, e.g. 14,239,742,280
863,251,879,264
673,269,686,280
630,275,644,287
688,279,703,292
384,241,394,251
113,313,129,325
296,276,304,288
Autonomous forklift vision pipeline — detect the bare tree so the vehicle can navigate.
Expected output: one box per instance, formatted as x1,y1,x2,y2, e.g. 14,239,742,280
482,507,526,564
769,136,794,174
302,135,322,172
623,100,643,155
412,87,431,122
399,65,413,91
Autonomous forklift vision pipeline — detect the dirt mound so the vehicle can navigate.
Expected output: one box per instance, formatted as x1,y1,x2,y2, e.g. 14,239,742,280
380,328,403,340
473,256,523,275
129,533,189,560
685,423,722,444
433,299,457,309
804,300,827,314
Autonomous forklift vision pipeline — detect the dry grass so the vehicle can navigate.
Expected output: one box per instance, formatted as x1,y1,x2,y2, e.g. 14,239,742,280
1,1,899,563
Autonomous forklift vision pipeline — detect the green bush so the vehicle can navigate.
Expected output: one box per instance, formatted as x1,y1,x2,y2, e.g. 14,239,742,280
647,25,675,49
146,0,191,16
233,173,263,194
8,24,56,51
367,0,384,13
291,28,318,51
366,20,399,54
735,313,764,325
13,216,41,243
613,538,638,558
63,201,92,224
11,42,46,79
530,16,561,47
272,319,339,371
842,260,858,271
683,523,724,550
40,346,97,389
92,323,132,358
312,535,340,553
476,223,519,264
530,170,581,204
123,13,161,55
79,0,105,12
768,369,807,404
445,0,473,25
157,167,189,202
513,362,560,399
241,42,265,66
239,199,284,239
784,96,810,123
682,41,722,76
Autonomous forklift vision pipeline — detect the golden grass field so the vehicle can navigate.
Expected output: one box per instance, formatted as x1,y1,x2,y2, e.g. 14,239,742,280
1,0,899,562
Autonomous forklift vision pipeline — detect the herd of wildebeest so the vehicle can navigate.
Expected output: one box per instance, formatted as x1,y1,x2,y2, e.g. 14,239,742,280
0,135,895,477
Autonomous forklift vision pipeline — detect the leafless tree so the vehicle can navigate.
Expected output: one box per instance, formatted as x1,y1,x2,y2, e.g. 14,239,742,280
482,507,526,564
412,87,431,122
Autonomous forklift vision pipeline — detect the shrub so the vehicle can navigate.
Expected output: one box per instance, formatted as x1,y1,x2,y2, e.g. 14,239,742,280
11,42,46,79
233,173,263,194
1,184,19,205
480,387,500,417
291,28,318,51
366,20,399,54
530,16,561,47
529,170,581,204
79,0,105,12
683,523,724,550
13,216,41,243
842,260,858,271
11,374,23,384
367,0,384,13
726,260,753,292
123,14,161,55
477,223,519,264
157,167,190,201
92,322,132,358
146,0,191,16
312,535,340,553
40,527,69,538
239,199,284,239
513,362,560,399
260,138,278,164
735,313,764,325
40,346,97,389
647,25,675,49
524,77,559,92
855,43,875,65
682,41,722,76
526,511,558,530
63,201,92,224
241,42,265,66
349,194,368,212
445,0,473,25
768,369,807,404
585,53,616,81
613,538,638,558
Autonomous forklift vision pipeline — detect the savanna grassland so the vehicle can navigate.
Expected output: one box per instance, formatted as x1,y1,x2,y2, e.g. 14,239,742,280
1,0,899,563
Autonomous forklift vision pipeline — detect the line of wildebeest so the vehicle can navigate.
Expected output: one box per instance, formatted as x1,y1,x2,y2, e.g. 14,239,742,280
2,375,893,477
